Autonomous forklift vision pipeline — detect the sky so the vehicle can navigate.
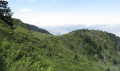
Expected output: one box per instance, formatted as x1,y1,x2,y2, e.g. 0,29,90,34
7,0,120,36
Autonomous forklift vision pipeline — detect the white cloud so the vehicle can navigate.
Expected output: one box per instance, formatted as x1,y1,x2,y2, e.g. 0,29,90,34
17,0,21,1
30,0,35,2
13,14,120,27
16,0,35,2
53,0,56,1
43,24,120,36
20,8,30,12
13,14,120,36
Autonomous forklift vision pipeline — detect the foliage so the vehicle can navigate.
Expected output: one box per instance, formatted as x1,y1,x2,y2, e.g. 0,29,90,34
0,0,13,29
12,18,50,34
0,19,120,71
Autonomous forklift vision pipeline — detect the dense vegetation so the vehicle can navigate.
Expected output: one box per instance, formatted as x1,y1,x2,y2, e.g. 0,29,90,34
1,1,120,71
0,0,13,29
12,18,50,34
0,18,120,71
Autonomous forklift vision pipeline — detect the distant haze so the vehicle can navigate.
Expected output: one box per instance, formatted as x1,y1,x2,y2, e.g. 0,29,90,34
39,24,120,37
8,0,120,36
14,14,120,37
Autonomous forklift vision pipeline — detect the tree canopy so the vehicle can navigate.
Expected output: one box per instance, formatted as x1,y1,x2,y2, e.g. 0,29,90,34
0,0,13,29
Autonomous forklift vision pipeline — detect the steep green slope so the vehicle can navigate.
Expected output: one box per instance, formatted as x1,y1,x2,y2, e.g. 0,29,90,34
26,24,51,34
12,18,50,34
12,19,30,30
61,30,120,66
0,19,120,71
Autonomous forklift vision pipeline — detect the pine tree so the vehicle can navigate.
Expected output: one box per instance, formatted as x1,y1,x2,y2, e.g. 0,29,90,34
0,0,13,29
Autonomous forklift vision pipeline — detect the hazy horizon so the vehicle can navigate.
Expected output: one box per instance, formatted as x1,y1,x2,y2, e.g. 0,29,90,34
8,0,120,36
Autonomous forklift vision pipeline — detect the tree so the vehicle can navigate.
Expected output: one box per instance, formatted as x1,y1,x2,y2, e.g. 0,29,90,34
106,68,110,71
74,55,78,60
0,0,13,29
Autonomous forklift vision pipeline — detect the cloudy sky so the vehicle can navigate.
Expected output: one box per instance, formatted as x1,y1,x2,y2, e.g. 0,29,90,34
8,0,120,36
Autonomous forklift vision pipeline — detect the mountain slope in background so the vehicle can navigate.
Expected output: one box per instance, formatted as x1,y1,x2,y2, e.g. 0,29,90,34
0,18,120,71
12,18,50,34
26,24,50,34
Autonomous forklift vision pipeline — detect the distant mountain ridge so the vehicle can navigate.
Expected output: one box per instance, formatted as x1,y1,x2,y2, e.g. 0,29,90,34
0,18,120,71
12,18,50,34
25,24,50,34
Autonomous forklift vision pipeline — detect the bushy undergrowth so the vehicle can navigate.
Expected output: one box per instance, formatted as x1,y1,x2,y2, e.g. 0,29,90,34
0,19,120,71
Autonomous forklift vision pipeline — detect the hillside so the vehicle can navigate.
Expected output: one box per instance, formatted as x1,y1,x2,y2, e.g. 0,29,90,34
25,24,50,34
12,19,50,34
0,19,120,71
